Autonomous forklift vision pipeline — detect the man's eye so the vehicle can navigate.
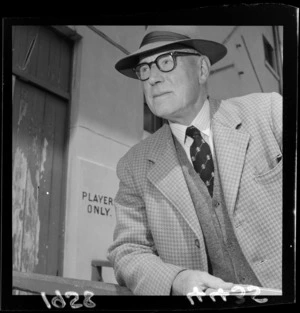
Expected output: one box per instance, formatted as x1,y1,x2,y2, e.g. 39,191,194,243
161,58,171,65
140,66,148,73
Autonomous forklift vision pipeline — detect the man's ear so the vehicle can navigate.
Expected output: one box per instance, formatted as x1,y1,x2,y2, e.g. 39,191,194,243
198,56,211,84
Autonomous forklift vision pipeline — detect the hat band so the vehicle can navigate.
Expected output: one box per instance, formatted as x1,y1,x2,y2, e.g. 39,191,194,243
140,31,190,48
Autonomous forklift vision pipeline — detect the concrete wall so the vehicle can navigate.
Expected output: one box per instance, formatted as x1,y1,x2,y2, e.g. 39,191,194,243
62,25,282,283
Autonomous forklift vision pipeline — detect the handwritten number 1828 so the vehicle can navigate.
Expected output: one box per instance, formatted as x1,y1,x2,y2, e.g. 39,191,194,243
41,290,96,309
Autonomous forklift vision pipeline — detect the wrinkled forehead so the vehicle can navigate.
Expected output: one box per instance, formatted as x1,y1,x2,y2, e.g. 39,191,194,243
138,43,193,64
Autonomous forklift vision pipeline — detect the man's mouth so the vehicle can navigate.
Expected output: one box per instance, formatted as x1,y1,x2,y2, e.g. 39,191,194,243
153,92,171,98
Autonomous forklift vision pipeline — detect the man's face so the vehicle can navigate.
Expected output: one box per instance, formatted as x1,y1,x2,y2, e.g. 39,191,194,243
140,49,203,125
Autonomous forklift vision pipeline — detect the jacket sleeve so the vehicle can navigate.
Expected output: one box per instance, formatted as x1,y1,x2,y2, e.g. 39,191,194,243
107,152,185,295
270,92,282,152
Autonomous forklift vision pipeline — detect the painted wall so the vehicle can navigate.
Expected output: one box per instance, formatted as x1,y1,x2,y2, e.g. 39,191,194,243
62,26,145,282
205,26,282,98
62,25,282,283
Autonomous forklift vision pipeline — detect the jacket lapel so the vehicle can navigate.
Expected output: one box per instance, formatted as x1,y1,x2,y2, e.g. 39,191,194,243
146,95,250,230
210,98,250,215
147,125,203,239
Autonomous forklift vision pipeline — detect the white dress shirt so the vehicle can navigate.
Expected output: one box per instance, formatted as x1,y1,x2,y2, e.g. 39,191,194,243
169,99,214,165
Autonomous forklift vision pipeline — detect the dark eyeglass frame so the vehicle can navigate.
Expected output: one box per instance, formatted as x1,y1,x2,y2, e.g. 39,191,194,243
133,51,201,81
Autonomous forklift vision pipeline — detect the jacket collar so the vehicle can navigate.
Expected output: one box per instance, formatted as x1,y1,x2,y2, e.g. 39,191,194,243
146,97,249,216
146,97,243,162
210,98,242,130
146,123,174,163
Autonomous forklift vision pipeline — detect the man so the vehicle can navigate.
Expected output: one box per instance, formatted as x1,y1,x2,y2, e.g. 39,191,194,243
107,26,282,295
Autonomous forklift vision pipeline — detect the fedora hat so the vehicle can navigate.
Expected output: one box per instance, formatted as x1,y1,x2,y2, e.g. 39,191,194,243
115,25,227,79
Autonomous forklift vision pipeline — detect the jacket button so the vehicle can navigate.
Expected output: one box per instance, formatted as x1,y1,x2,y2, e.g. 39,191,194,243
238,274,246,282
212,199,220,208
195,239,200,248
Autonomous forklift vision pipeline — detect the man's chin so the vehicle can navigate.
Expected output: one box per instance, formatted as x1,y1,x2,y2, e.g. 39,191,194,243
151,104,174,119
152,110,171,120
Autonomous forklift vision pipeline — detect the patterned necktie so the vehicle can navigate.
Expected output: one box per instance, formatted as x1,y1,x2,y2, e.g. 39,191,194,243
186,125,214,197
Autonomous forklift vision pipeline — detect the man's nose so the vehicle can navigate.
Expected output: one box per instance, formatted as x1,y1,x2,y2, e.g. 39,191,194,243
148,64,163,85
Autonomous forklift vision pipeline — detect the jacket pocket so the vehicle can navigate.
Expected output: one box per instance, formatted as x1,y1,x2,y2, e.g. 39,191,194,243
254,154,282,185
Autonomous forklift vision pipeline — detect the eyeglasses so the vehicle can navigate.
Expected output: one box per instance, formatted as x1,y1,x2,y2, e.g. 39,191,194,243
133,51,201,81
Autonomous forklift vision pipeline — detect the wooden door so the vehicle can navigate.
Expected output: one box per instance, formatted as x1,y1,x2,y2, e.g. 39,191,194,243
12,25,72,277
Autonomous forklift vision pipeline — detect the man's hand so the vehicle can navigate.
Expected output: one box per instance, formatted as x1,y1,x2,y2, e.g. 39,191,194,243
171,270,234,295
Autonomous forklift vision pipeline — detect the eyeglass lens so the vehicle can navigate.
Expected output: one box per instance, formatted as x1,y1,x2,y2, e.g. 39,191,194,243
135,52,201,81
137,54,174,80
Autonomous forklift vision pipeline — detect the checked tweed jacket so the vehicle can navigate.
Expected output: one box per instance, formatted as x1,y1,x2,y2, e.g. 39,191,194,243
107,92,282,295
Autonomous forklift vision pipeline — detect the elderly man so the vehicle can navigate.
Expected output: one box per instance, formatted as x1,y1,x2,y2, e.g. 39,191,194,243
107,26,282,295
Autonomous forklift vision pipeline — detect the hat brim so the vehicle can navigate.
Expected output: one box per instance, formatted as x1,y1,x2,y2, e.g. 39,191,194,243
115,38,227,79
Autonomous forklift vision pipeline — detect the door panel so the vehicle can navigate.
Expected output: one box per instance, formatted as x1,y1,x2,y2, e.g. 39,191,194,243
12,26,71,276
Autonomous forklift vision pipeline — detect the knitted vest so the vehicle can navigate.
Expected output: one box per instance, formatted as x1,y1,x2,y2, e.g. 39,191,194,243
174,136,261,286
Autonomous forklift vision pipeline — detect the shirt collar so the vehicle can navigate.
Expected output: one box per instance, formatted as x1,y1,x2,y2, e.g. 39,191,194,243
169,98,211,146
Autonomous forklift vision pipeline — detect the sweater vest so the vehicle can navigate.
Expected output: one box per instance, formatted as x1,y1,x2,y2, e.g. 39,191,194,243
173,136,261,286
